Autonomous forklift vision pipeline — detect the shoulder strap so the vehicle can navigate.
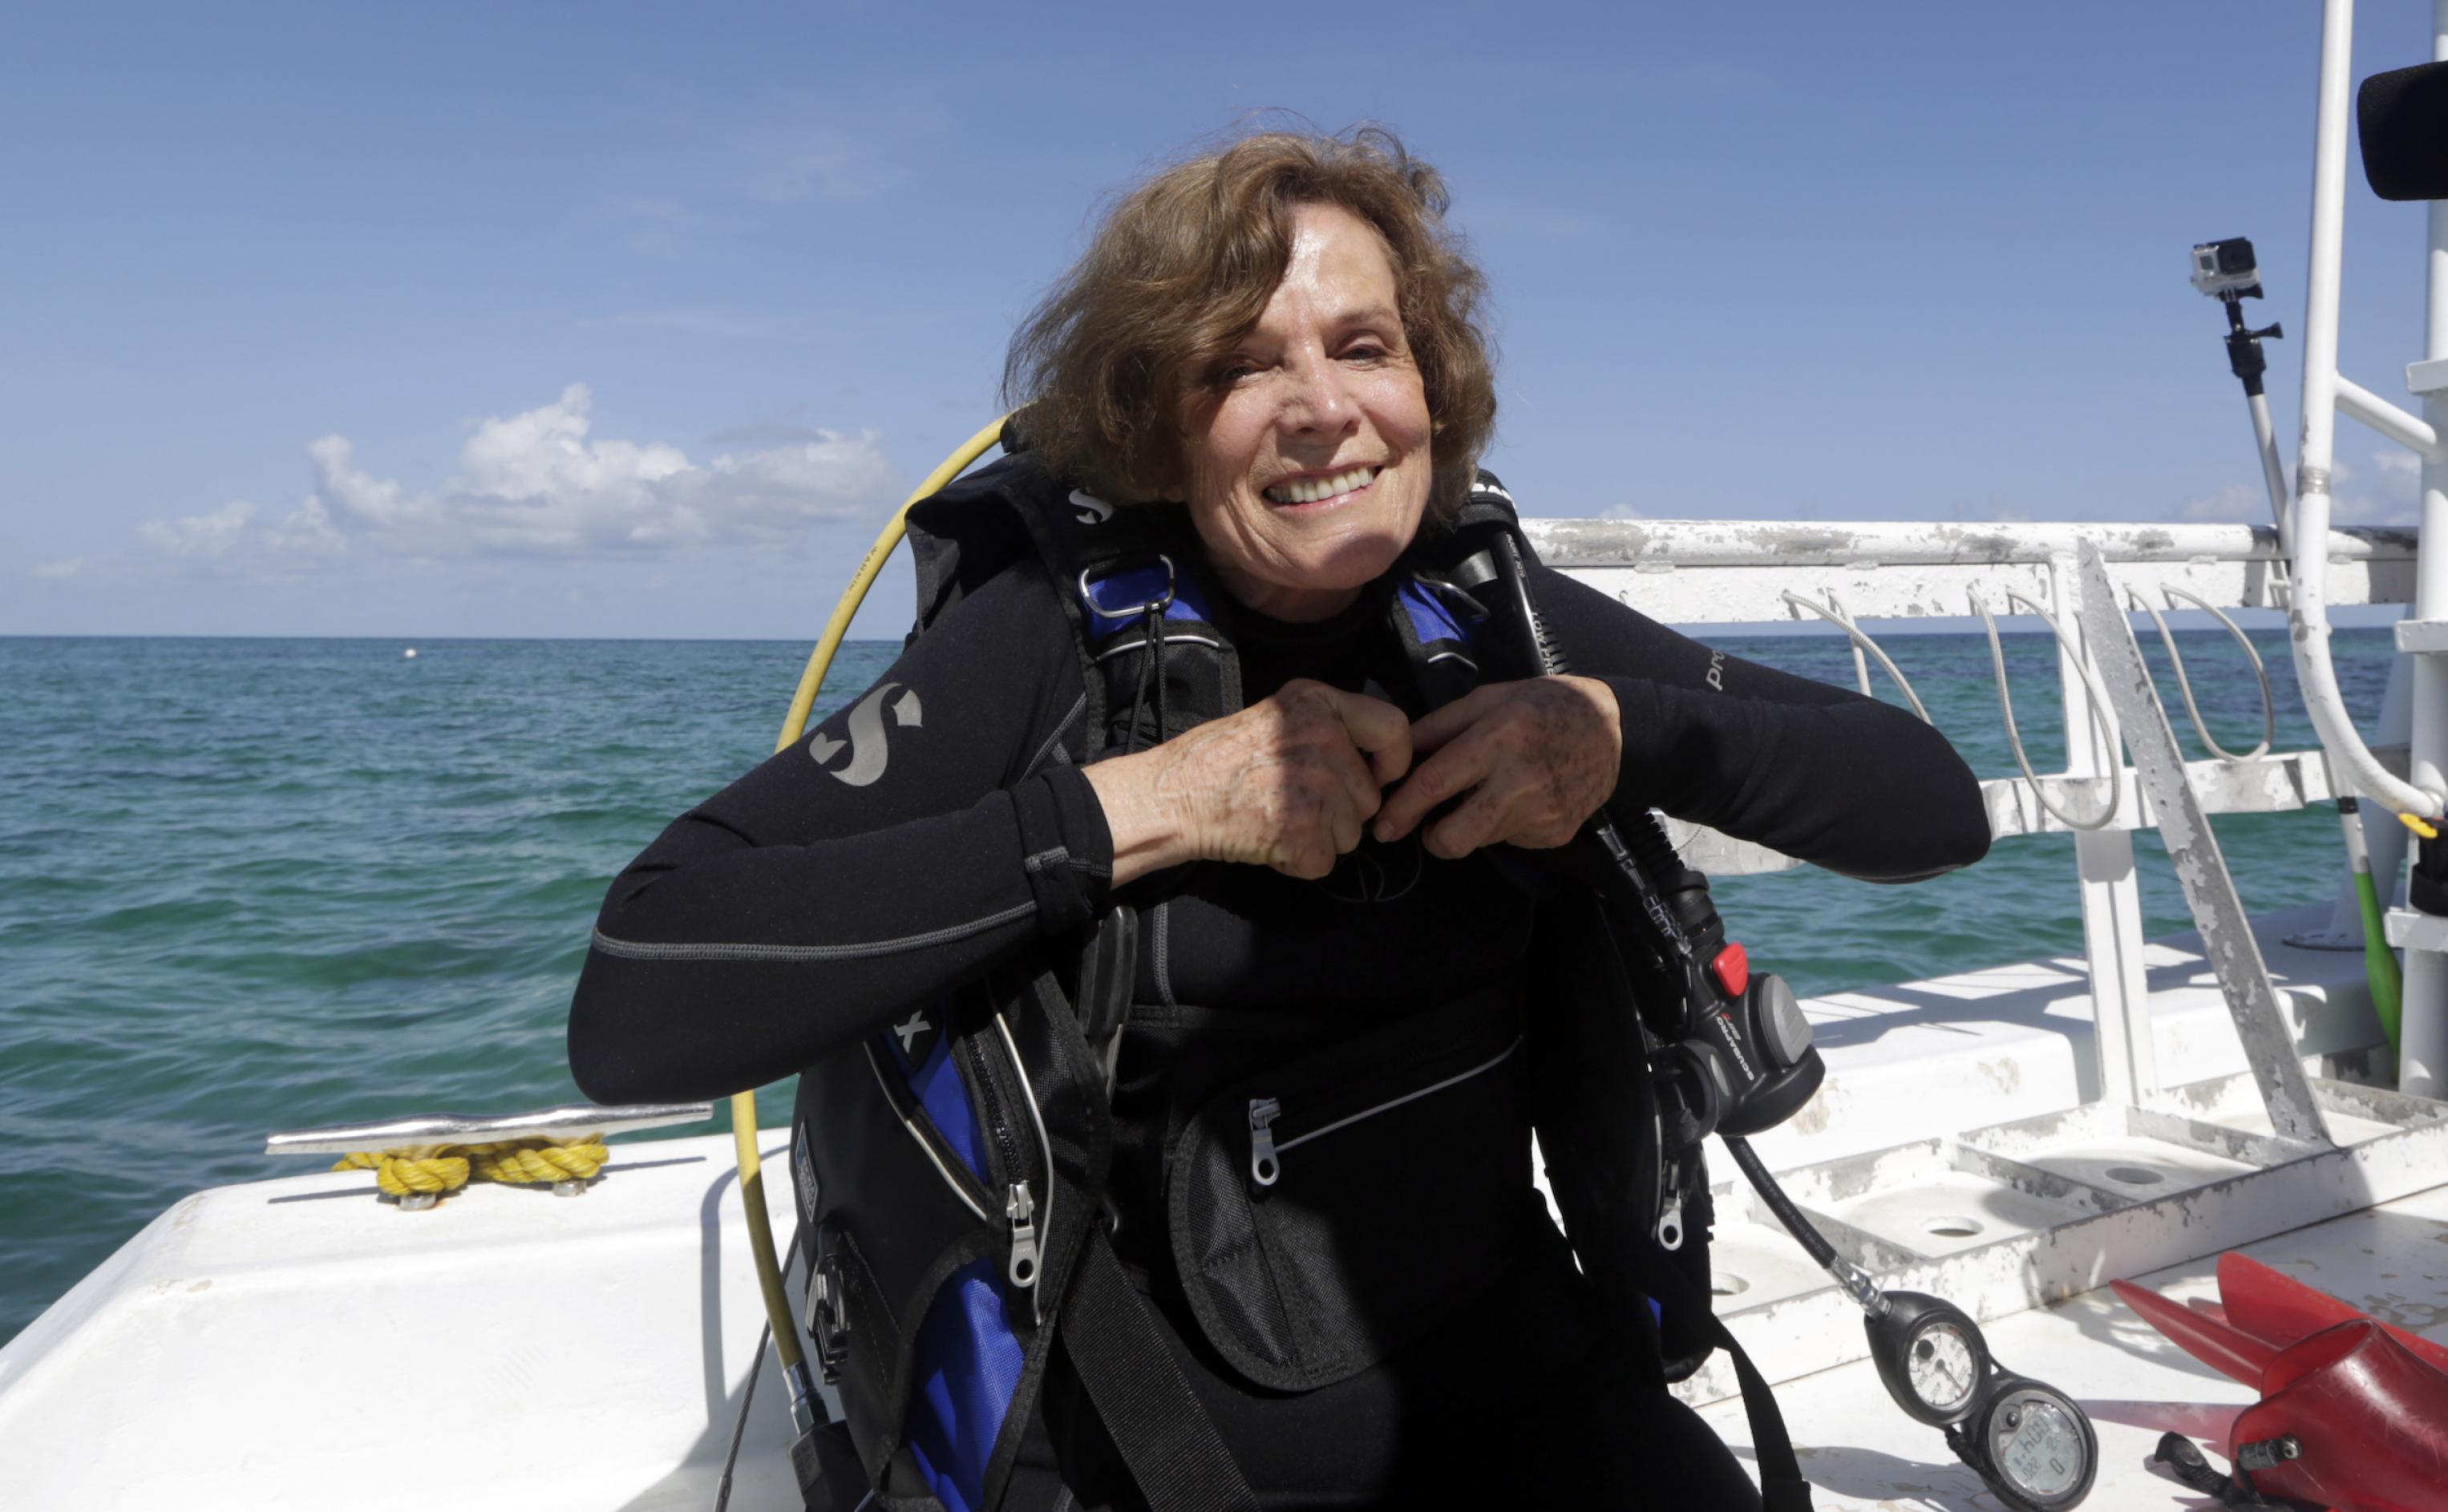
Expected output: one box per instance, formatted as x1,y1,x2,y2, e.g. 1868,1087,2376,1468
1627,1239,1817,1511
1059,1226,1263,1512
902,453,1047,639
901,452,1246,754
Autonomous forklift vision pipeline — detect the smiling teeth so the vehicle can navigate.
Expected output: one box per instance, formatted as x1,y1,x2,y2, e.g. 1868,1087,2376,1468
1268,467,1376,504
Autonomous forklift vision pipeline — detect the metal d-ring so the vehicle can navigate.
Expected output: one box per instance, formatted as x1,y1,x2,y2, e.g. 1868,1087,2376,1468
1970,586,2124,831
1779,588,1933,724
2127,584,2274,762
1078,556,1176,622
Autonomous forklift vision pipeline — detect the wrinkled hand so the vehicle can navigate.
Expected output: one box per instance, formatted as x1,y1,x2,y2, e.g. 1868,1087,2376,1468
1084,679,1413,886
1373,677,1621,859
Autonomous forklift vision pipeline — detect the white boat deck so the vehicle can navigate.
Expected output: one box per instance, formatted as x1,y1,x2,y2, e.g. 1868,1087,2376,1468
0,1128,806,1511
1735,901,2391,1175
1686,900,2448,1508
1700,1182,2448,1509
0,903,2435,1510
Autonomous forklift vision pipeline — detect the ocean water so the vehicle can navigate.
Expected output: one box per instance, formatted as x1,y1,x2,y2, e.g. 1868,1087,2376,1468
0,625,2397,1345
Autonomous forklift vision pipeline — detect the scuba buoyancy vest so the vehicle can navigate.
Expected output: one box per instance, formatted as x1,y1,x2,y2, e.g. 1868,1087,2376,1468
788,450,1815,1512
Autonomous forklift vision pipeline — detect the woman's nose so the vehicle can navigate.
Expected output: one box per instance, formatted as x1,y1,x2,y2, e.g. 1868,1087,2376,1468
1277,349,1358,434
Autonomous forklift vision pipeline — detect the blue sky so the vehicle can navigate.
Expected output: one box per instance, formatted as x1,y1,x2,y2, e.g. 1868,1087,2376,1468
2,2,2437,639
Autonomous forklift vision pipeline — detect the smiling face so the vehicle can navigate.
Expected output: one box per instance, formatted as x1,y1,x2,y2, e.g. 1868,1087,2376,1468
1173,202,1434,622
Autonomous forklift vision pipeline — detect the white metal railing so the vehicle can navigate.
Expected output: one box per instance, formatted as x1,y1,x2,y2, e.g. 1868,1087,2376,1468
1528,517,2414,625
1544,518,2416,1110
1540,517,2415,863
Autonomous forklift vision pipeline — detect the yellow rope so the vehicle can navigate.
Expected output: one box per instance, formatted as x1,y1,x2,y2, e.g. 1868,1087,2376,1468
331,1137,609,1201
466,1138,609,1186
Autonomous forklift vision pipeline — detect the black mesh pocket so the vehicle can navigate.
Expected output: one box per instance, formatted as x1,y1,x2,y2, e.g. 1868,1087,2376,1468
1164,991,1529,1392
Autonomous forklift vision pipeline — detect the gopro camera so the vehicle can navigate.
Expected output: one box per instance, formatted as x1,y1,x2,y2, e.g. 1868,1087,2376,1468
2190,237,2262,300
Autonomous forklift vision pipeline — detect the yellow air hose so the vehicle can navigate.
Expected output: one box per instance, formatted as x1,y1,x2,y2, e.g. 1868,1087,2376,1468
734,414,1011,1392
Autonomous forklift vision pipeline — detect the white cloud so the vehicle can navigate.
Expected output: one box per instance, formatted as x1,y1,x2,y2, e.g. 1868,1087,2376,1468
2177,483,2270,522
595,105,937,259
1600,503,1644,519
2179,454,2422,529
30,556,88,580
2330,494,2417,526
123,384,896,576
1944,498,2032,524
139,500,257,559
263,495,350,560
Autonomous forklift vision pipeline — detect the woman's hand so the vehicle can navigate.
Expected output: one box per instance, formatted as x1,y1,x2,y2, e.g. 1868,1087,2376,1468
1083,679,1414,887
1372,677,1621,859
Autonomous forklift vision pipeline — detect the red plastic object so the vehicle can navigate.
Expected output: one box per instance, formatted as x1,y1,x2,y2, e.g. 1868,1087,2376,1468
2109,1278,2276,1384
1711,942,1749,998
2115,1256,2448,1512
2218,1252,2448,1377
2240,1320,2448,1512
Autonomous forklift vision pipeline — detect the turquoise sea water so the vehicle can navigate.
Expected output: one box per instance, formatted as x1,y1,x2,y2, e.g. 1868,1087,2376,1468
0,626,2397,1344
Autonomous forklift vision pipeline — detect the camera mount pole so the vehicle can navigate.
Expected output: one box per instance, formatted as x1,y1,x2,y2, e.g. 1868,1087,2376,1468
2199,250,2411,1003
2215,292,2295,560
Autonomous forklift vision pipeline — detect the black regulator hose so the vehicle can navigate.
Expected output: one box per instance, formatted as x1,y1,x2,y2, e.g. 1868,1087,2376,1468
1722,1134,1839,1272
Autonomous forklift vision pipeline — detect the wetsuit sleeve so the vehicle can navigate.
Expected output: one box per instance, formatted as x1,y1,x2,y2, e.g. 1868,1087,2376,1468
1527,562,1990,882
566,565,1108,1104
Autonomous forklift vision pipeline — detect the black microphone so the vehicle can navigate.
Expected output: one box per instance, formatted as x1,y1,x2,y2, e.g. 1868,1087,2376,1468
2360,60,2448,202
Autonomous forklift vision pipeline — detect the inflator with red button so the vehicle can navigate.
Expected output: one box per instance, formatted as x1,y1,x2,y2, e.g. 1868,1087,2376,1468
1654,940,1825,1146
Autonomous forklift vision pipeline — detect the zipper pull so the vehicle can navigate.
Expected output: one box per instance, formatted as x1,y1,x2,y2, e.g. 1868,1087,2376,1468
1248,1098,1282,1187
1656,1188,1686,1251
1006,1183,1040,1289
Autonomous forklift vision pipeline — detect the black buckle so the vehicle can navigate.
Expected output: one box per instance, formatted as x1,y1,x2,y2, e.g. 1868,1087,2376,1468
807,1247,851,1384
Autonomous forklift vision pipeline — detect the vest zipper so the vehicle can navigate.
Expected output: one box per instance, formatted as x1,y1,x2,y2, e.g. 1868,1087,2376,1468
1248,1098,1282,1187
963,1033,1034,1288
1005,1182,1040,1291
862,1039,995,1225
1246,1037,1522,1188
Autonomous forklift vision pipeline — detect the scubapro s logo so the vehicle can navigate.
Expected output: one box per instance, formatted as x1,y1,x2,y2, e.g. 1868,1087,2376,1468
1069,490,1115,526
808,681,923,786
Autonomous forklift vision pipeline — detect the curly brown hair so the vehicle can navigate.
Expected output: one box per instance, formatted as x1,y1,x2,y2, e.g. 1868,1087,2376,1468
1003,127,1496,520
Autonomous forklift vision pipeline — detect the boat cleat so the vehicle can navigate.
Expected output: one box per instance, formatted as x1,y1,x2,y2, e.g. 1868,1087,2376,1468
266,1101,712,1207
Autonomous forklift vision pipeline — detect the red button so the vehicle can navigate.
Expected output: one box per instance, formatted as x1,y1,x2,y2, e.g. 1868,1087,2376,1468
1711,943,1749,999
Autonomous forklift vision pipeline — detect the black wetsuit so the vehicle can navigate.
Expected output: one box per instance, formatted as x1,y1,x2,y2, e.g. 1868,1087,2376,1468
568,544,1990,1509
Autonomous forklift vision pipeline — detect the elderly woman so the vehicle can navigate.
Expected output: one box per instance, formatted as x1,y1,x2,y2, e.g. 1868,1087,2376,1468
570,131,1989,1512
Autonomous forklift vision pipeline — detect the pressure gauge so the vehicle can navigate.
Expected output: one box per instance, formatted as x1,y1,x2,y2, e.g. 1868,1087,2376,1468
1907,1318,1981,1419
1971,1378,2096,1512
1867,1292,1992,1426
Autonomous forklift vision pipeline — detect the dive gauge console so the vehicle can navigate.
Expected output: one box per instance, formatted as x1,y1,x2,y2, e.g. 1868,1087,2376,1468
1724,1137,2099,1511
1867,1291,2097,1510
